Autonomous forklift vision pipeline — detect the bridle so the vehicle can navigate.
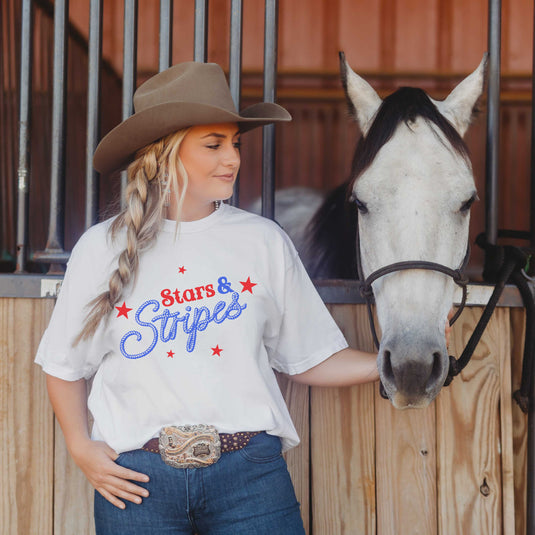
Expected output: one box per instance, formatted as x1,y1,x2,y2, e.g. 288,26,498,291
358,254,471,351
356,211,534,405
355,214,488,392
356,217,470,351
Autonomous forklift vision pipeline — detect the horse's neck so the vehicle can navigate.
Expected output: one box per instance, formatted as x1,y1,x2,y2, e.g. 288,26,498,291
303,181,357,279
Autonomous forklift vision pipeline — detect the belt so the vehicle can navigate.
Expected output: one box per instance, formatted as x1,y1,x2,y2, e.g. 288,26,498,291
141,424,262,469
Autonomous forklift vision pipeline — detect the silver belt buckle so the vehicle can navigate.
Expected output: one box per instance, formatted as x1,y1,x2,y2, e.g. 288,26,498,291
159,424,221,469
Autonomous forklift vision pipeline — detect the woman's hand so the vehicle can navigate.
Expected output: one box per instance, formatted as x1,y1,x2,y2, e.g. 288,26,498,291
70,437,150,509
45,375,150,509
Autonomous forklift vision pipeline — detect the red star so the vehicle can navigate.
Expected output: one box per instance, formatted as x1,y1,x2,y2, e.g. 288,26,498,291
240,277,257,294
167,350,175,358
178,266,186,274
115,302,132,319
211,345,223,357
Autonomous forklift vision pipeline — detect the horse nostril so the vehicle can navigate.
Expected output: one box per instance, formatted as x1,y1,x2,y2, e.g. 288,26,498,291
383,349,395,385
428,351,443,386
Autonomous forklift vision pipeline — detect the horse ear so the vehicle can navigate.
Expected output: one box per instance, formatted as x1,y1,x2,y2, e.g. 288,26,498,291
339,52,382,136
432,53,488,137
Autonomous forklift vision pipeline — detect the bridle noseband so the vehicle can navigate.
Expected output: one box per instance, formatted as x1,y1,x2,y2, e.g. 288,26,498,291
355,217,473,393
358,254,470,351
357,222,532,400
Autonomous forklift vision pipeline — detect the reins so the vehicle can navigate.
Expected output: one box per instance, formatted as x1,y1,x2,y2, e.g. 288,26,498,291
356,218,535,409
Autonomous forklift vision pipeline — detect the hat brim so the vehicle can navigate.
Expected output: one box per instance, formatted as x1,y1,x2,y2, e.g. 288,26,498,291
93,101,291,175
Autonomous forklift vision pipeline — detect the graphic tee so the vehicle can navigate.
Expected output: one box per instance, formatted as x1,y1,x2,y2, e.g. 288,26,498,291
35,203,348,453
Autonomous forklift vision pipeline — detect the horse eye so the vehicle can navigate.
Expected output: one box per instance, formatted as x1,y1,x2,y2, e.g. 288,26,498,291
353,197,369,214
460,193,479,213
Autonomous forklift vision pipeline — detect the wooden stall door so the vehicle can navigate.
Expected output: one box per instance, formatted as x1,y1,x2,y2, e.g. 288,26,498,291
1,299,525,534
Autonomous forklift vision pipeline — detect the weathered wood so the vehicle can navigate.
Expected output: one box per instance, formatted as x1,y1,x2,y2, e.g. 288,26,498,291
510,308,527,535
309,304,376,534
375,391,437,534
499,310,516,535
437,307,510,535
278,374,310,534
1,298,55,535
2,297,525,534
54,419,95,535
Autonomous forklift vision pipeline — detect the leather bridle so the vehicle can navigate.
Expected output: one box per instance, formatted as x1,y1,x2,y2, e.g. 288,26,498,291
355,216,474,391
356,219,470,351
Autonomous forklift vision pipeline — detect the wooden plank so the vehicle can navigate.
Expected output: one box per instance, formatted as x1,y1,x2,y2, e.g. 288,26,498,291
437,307,508,535
0,298,55,535
54,418,95,535
498,309,515,535
375,394,437,535
510,308,527,535
370,301,437,535
310,304,376,534
278,374,311,534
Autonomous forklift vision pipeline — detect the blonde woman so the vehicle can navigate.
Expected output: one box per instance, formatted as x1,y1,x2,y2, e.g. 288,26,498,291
35,62,379,535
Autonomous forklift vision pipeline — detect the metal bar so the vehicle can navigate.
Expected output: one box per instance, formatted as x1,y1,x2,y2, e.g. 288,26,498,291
194,0,208,62
529,0,535,525
261,0,278,220
531,2,535,249
0,272,525,305
120,0,138,206
485,0,501,246
229,0,243,206
34,0,69,269
15,0,33,273
85,0,103,229
159,0,173,72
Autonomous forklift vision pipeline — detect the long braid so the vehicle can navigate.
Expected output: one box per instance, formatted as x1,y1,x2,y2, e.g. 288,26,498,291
74,128,189,345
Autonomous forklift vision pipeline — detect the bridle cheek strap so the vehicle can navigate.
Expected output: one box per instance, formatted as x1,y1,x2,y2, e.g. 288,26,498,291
358,250,471,351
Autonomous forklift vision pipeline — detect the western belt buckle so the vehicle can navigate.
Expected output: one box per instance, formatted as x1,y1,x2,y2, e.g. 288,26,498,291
159,424,221,469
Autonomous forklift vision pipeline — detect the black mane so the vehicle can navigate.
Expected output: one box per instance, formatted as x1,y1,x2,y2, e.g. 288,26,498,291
350,87,469,189
304,87,470,279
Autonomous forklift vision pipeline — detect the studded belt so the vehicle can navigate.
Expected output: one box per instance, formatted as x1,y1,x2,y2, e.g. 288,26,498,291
141,424,262,469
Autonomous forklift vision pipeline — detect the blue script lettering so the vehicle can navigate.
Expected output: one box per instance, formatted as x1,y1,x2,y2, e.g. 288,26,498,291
120,300,160,359
119,292,247,358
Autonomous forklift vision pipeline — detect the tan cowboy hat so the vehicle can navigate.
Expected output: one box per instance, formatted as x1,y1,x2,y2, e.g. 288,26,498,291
93,61,291,174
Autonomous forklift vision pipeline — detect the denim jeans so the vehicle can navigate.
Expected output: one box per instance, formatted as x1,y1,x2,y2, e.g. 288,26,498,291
94,432,305,534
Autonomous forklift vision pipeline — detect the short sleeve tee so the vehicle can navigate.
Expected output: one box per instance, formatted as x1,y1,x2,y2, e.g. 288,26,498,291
35,203,348,452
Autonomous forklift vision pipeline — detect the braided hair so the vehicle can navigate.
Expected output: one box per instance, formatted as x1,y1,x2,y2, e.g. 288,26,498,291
74,128,190,345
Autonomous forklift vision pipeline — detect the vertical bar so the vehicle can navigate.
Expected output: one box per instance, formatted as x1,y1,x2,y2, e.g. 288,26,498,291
120,0,138,205
261,0,278,220
194,0,208,62
529,374,535,535
229,0,243,206
40,0,69,266
485,0,501,245
159,0,173,72
15,0,33,272
530,2,535,249
85,0,103,229
529,0,535,525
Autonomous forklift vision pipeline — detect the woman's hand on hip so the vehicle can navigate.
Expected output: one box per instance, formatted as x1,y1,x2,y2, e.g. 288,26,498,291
71,438,150,509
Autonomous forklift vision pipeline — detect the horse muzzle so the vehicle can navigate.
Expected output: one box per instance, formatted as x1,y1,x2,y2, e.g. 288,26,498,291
378,335,450,409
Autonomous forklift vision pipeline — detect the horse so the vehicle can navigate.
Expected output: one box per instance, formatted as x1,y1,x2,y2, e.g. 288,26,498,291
269,53,487,409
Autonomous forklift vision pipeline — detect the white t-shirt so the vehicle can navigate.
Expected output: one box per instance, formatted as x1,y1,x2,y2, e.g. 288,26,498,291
35,203,348,452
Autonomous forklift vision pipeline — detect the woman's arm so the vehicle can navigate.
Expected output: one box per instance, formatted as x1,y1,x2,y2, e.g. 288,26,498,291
289,348,379,387
46,374,150,509
290,315,453,388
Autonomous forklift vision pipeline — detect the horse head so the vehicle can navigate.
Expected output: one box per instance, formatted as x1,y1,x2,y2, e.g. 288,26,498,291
340,52,487,408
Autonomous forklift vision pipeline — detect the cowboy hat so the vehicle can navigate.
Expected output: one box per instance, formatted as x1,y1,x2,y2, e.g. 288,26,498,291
93,61,292,175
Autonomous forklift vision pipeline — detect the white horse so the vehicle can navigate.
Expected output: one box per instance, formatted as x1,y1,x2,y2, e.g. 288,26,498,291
263,54,487,409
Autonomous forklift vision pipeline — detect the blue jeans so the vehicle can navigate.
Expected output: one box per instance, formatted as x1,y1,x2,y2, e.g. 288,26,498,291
94,432,305,534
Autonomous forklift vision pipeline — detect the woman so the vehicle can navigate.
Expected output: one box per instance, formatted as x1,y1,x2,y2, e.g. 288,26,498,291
35,61,379,534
